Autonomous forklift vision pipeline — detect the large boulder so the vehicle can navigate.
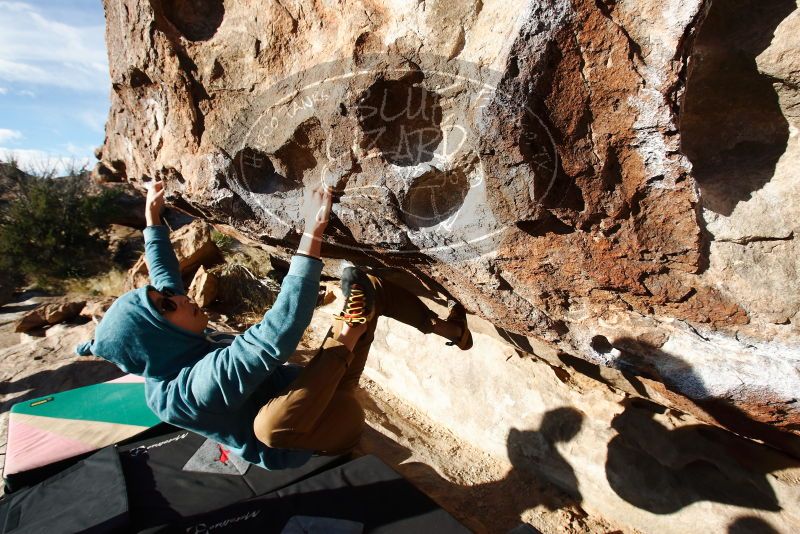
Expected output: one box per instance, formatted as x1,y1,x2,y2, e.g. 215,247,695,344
98,0,800,455
187,265,218,308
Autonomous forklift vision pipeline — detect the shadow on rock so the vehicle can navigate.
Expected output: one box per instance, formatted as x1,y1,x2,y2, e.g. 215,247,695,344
681,0,795,216
606,397,796,514
357,405,586,532
609,337,800,460
505,407,583,506
0,302,41,315
728,516,781,533
549,335,800,516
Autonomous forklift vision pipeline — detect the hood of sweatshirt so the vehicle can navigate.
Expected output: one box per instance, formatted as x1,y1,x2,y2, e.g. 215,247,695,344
75,286,211,379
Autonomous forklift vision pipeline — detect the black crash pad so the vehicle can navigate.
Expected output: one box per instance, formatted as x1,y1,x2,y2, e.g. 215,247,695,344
169,454,469,533
0,446,128,534
118,428,346,532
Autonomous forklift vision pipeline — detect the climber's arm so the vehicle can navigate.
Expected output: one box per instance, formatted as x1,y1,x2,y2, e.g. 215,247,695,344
163,185,332,412
143,179,184,293
167,255,322,412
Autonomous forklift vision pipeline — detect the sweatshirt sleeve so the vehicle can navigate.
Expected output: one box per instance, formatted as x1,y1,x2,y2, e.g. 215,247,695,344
169,255,323,413
143,225,184,294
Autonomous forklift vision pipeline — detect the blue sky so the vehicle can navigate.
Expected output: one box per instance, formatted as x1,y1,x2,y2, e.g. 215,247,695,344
0,0,109,174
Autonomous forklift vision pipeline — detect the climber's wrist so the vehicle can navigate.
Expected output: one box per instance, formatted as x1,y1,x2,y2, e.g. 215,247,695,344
297,228,324,258
303,224,325,238
145,209,161,227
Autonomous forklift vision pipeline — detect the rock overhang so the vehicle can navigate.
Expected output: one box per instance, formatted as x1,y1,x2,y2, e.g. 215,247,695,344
97,0,800,454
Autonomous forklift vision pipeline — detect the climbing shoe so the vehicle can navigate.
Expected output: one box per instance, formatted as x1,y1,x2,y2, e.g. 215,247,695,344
334,264,377,326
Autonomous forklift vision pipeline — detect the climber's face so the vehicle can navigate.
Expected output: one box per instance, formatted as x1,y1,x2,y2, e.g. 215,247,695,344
148,288,208,334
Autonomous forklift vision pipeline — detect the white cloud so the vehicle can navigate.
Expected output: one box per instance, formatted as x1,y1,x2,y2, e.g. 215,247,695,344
75,109,107,133
0,86,7,94
0,128,23,143
1,147,93,176
0,2,108,92
64,142,97,157
17,89,35,97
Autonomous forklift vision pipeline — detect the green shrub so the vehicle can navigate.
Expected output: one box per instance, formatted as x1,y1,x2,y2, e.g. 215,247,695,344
0,162,120,284
211,229,234,252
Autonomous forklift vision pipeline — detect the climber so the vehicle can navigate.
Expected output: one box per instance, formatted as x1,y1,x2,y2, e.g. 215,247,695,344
75,178,472,469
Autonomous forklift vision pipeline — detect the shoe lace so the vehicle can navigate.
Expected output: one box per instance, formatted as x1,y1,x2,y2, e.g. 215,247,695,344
334,284,369,325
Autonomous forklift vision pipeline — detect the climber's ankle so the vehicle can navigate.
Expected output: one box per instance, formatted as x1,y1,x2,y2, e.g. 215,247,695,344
335,322,367,352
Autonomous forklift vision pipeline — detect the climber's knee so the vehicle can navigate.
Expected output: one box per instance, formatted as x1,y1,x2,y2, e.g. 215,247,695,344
253,406,294,449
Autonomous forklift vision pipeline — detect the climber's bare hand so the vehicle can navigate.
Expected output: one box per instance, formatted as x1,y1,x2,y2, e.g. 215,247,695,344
302,183,333,236
145,179,165,226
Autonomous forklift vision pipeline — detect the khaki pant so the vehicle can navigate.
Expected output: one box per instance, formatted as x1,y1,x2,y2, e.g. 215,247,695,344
253,274,436,455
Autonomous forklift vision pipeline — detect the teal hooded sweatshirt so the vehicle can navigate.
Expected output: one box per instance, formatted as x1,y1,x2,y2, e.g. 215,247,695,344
76,225,322,469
